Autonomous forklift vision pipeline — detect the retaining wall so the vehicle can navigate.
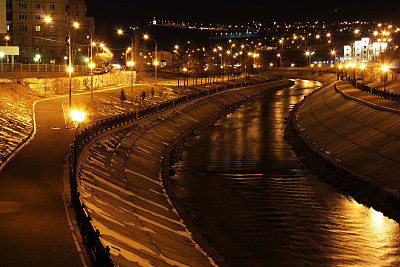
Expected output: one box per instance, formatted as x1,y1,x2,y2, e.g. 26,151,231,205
8,71,136,95
295,81,400,200
75,80,293,266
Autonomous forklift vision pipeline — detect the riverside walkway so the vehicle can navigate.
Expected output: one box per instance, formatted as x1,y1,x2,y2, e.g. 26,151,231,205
295,80,400,201
76,80,292,266
0,75,274,266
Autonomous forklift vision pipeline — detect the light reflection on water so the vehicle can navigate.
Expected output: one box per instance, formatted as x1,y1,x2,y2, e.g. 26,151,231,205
176,80,400,266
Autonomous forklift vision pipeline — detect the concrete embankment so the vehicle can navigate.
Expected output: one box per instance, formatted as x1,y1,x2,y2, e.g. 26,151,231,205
293,80,400,220
77,80,293,266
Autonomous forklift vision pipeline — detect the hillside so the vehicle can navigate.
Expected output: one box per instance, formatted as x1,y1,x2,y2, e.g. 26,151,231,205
0,83,41,167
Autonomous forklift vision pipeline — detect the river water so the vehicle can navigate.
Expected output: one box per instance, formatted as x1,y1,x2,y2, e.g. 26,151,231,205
175,79,400,266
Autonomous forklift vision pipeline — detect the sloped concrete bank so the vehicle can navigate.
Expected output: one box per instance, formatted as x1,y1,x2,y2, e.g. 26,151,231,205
77,80,293,266
286,81,400,222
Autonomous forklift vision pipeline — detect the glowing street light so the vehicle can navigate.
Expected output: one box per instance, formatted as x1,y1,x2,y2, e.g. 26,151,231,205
331,50,336,65
70,110,86,127
117,29,135,94
144,34,158,85
382,64,389,91
5,35,10,46
45,16,78,109
360,63,366,86
182,67,188,87
277,53,282,67
305,51,311,65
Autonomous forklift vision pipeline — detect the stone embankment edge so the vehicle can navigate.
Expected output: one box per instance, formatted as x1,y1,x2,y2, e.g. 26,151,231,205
72,79,293,266
160,80,294,267
288,81,400,222
334,82,400,115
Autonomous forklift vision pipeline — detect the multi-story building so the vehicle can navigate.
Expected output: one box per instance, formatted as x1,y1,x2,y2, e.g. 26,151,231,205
343,37,388,63
68,0,95,64
4,0,94,64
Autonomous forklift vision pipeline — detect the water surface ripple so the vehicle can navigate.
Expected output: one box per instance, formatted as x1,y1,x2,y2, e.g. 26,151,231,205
176,80,400,266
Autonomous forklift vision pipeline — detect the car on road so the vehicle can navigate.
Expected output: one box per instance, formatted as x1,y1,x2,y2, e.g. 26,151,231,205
93,67,104,74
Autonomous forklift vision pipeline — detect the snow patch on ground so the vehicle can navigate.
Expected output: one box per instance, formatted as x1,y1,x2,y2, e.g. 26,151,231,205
0,83,40,167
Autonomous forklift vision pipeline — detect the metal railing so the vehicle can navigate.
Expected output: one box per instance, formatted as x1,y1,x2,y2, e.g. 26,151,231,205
344,76,400,102
69,77,281,266
0,63,88,73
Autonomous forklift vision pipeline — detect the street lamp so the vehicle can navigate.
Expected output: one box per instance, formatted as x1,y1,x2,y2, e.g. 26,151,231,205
0,52,4,72
305,51,311,65
277,53,282,68
34,54,41,71
382,64,389,91
67,65,73,108
74,23,95,98
45,16,79,109
331,50,336,65
117,29,135,93
5,35,10,46
144,34,158,85
360,64,366,87
183,67,188,87
70,110,85,128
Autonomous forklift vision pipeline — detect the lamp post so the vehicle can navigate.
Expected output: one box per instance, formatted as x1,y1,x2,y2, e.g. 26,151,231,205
183,67,188,87
70,110,86,128
305,51,311,66
117,30,135,93
144,34,158,85
360,64,366,87
277,53,282,68
34,54,41,71
382,65,389,92
5,35,10,46
0,52,4,72
76,23,95,98
45,16,78,110
68,28,73,108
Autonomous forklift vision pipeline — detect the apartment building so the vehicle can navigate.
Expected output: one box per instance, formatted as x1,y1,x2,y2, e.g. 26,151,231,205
343,37,388,63
3,0,94,64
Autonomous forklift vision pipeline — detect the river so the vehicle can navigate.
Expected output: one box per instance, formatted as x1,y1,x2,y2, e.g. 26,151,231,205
175,79,400,266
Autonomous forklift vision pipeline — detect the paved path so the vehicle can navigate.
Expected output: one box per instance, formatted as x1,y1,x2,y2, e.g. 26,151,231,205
295,81,400,197
0,84,131,266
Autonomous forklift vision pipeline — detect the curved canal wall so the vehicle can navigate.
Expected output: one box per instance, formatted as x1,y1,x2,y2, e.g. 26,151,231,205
292,80,400,220
76,80,293,266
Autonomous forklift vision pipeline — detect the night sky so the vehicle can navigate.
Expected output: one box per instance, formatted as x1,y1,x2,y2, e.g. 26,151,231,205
86,0,400,28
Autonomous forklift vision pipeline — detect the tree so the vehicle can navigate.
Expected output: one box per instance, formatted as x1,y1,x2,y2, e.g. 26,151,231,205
95,52,113,67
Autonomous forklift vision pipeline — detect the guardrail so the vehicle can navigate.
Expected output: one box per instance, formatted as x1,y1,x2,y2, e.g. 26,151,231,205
345,77,400,102
0,63,88,73
69,77,280,266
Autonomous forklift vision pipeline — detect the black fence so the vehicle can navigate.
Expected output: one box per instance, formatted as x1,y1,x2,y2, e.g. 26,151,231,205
68,77,280,266
342,76,400,102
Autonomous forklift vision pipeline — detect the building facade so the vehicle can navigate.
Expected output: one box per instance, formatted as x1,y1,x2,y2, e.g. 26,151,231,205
344,37,388,63
4,0,94,64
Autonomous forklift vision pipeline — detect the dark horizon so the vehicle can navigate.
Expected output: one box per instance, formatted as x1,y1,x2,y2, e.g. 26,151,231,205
87,0,400,29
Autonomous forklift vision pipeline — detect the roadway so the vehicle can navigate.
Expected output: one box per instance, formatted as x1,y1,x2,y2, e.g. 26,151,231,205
0,84,130,266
